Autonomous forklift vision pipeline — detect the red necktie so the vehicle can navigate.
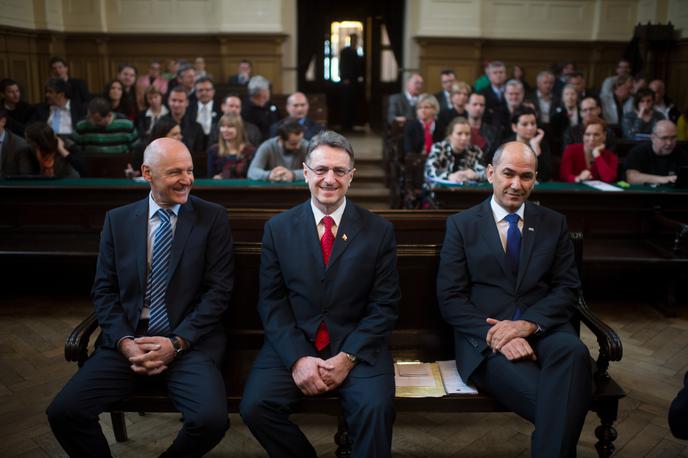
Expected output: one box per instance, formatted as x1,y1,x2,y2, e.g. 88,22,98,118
423,121,433,155
315,216,334,350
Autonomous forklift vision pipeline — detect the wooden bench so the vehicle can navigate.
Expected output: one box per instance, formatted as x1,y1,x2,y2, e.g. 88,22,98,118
63,233,625,457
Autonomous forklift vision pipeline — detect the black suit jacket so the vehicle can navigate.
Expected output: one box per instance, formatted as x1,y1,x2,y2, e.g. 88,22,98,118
478,86,506,112
186,100,223,133
255,200,400,375
386,93,415,126
91,195,234,364
66,77,91,107
435,90,451,112
0,129,32,176
437,198,580,380
403,119,444,155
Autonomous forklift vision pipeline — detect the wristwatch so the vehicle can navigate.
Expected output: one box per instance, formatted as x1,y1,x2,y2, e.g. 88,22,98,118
344,352,358,365
169,336,185,356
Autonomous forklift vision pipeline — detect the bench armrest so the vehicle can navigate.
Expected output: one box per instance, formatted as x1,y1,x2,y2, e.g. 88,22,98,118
576,294,623,383
65,312,99,366
653,212,688,253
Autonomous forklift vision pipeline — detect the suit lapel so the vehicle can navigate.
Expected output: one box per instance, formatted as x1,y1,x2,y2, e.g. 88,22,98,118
166,198,196,286
516,202,541,291
299,201,326,278
477,199,511,280
326,202,362,271
133,199,149,298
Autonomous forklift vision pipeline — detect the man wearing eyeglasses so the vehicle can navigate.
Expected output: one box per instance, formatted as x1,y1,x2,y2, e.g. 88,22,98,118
240,130,401,457
247,119,308,182
625,120,687,185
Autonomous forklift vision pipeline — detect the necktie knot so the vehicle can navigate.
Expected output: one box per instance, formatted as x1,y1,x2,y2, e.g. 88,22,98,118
321,215,334,231
505,213,520,226
157,208,174,224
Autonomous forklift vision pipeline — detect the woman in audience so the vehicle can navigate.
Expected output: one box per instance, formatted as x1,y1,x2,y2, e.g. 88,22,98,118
23,122,80,178
116,63,138,121
550,84,580,146
505,105,553,181
136,86,169,138
126,117,182,177
511,64,532,94
404,93,443,156
622,87,665,139
103,79,127,119
206,113,255,179
425,117,486,184
437,82,471,128
559,117,618,183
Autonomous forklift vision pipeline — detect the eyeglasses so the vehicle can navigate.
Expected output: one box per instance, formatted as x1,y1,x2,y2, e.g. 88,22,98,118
304,162,354,177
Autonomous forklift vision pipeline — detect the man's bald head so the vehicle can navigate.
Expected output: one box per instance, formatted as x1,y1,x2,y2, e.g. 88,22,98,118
143,137,191,169
492,141,538,169
142,138,194,207
651,120,678,157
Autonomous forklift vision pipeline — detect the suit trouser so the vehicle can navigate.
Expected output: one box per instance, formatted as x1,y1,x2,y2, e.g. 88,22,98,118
470,327,592,458
46,347,228,458
239,345,395,458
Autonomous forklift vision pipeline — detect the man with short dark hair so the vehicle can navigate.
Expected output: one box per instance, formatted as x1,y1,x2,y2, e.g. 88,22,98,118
435,69,456,111
74,97,140,154
600,75,633,126
208,94,262,147
0,78,34,137
186,77,221,150
160,86,204,154
437,141,591,458
600,59,632,99
241,75,280,142
387,73,424,125
625,120,688,185
49,56,91,107
0,106,32,176
240,130,400,457
31,78,86,137
247,120,307,182
166,65,196,105
563,96,617,151
227,59,252,86
116,63,138,120
466,92,499,159
269,92,323,140
478,61,508,111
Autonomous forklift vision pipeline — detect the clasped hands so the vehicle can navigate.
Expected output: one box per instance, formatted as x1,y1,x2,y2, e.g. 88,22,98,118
486,318,538,362
119,336,182,376
269,166,295,182
291,352,355,396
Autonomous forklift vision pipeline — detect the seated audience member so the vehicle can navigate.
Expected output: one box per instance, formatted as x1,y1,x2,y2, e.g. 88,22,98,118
511,64,532,94
550,84,580,147
466,92,499,161
194,56,211,81
0,106,32,176
669,371,688,440
435,69,456,111
32,78,86,137
135,60,168,111
49,56,90,107
678,110,688,141
600,59,632,98
601,75,633,127
553,60,576,98
387,73,424,125
162,59,178,81
241,75,280,142
649,79,679,123
425,117,486,183
1,78,34,137
478,61,508,113
115,64,138,121
473,60,491,93
247,120,307,182
188,77,221,149
437,82,471,128
207,113,255,179
74,97,140,154
136,86,169,138
567,71,597,100
166,64,196,104
127,116,182,176
493,79,525,136
209,94,261,147
160,86,204,154
404,93,443,156
563,96,617,152
227,59,252,86
269,92,323,140
504,106,553,182
622,88,665,140
527,71,557,125
23,122,80,178
625,120,688,185
102,79,127,118
560,117,618,183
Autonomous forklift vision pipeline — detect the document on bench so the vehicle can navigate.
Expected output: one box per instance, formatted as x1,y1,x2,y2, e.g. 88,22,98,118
583,180,623,192
438,360,479,394
394,362,446,398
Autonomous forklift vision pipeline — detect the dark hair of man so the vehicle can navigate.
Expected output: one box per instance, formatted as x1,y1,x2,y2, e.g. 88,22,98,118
510,105,538,126
195,76,214,87
223,93,241,105
276,119,305,141
633,87,655,110
240,59,252,66
177,64,194,78
170,85,188,96
613,75,631,89
468,92,485,104
48,56,67,67
45,78,68,95
148,117,179,143
581,95,600,108
492,141,538,168
25,122,58,153
117,63,137,75
440,68,455,77
306,130,355,165
88,97,112,117
0,78,19,93
568,70,584,79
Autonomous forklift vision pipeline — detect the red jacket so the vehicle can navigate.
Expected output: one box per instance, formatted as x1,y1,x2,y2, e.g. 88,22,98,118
559,144,618,183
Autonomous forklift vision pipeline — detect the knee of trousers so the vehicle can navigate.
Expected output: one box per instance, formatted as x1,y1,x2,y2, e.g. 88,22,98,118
46,390,93,426
347,392,395,425
183,405,230,439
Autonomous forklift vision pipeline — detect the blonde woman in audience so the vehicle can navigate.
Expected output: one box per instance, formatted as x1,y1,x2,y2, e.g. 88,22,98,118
404,93,443,156
425,116,486,184
438,82,471,128
207,113,255,179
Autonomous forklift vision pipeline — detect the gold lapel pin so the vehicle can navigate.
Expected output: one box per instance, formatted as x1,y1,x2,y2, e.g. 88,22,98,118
342,234,348,241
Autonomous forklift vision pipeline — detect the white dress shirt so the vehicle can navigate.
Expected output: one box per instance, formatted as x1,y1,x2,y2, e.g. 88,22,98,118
490,196,524,252
311,198,346,240
48,100,73,135
196,101,214,135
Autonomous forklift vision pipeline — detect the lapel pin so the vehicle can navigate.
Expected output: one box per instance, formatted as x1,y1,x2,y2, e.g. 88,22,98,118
528,227,534,232
342,234,348,241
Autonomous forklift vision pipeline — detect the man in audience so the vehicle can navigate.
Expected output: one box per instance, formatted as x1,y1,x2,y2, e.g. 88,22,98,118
227,59,252,86
649,79,679,123
269,92,323,140
47,137,234,457
1,78,34,137
49,56,90,107
567,71,596,100
387,73,423,125
493,79,525,135
563,96,617,152
241,75,280,142
247,120,307,182
553,61,575,98
194,56,210,81
162,86,204,154
187,77,221,149
466,92,499,160
339,33,364,131
166,65,196,105
135,60,168,111
208,94,261,147
478,61,508,112
625,120,688,185
74,97,140,154
0,107,32,176
240,130,400,457
600,75,633,127
435,69,456,112
527,71,557,125
600,59,632,99
32,78,86,137
437,141,591,458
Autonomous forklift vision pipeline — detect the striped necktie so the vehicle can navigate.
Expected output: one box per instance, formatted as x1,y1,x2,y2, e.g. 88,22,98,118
146,208,175,336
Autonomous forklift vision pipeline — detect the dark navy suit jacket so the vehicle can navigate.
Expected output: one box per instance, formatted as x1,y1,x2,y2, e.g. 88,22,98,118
437,198,580,380
91,194,234,364
255,200,400,376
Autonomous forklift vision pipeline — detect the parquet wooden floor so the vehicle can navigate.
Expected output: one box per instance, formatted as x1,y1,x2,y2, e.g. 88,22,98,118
2,293,688,457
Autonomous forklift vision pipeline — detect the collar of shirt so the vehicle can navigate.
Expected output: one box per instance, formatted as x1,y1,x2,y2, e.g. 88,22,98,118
491,85,504,97
490,195,524,224
51,99,71,113
405,91,417,105
146,105,168,118
537,90,551,101
148,192,181,220
197,101,212,111
310,197,347,230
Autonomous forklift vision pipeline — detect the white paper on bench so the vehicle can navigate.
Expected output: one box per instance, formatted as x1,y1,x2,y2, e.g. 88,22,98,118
394,362,436,387
583,180,623,192
438,360,478,394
